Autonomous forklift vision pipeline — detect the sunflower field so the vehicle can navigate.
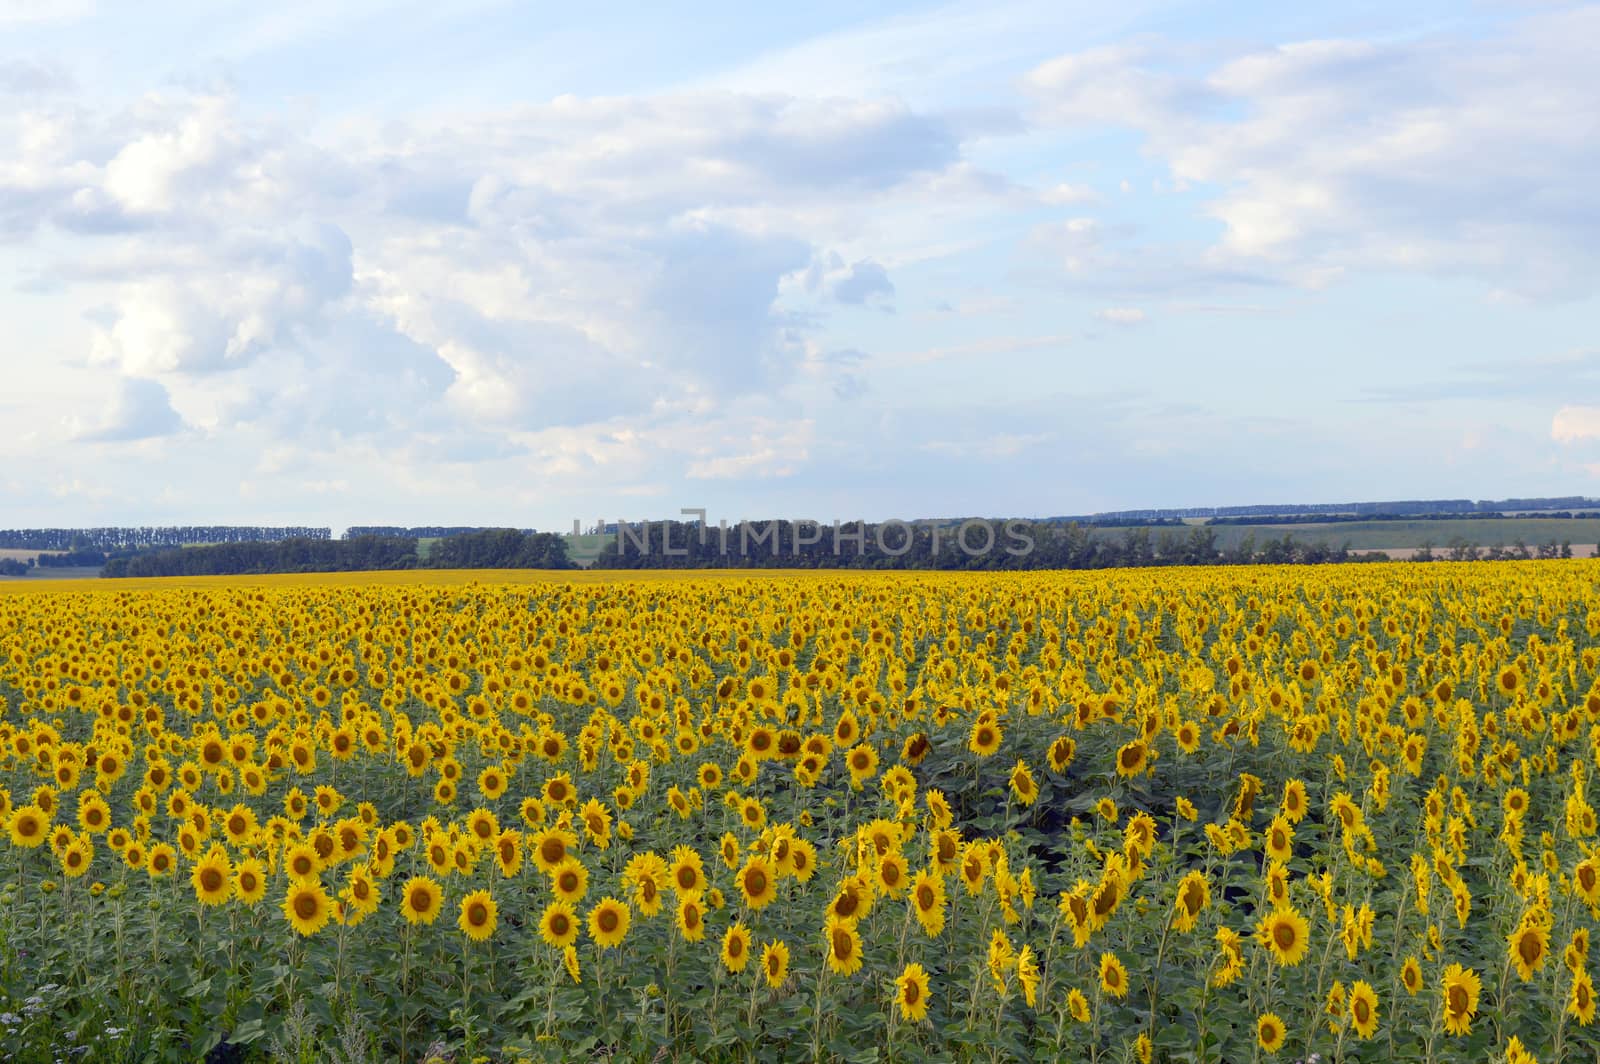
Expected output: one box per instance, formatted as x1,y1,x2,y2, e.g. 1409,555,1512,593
1,564,1598,1063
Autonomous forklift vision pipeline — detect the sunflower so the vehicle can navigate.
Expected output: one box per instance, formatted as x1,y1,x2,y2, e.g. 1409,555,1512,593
960,844,988,896
1508,913,1549,981
1263,815,1294,864
909,868,946,937
873,852,907,899
1257,906,1310,966
284,841,320,883
579,798,612,849
829,875,875,924
283,880,333,937
1008,760,1038,806
190,847,233,906
738,797,766,831
846,743,878,786
466,807,498,845
588,897,631,949
495,830,523,877
233,858,266,906
1571,967,1597,1025
721,921,752,973
676,894,706,943
60,838,92,878
930,828,961,875
1098,952,1128,998
400,876,444,926
549,857,590,905
968,719,1001,758
76,795,110,835
825,917,863,976
337,870,374,915
531,828,578,873
8,805,48,848
761,939,790,988
670,845,706,896
895,962,931,1022
458,889,498,942
478,765,508,801
1576,857,1600,906
539,900,580,949
1256,1013,1286,1053
146,842,178,878
1067,988,1090,1023
1114,740,1148,778
737,855,778,910
1016,945,1040,1007
1348,980,1379,1039
1172,870,1210,933
1440,963,1481,1035
788,837,817,883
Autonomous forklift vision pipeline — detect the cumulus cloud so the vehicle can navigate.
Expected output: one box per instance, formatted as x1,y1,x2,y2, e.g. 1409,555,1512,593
1024,6,1600,297
684,418,814,480
68,377,183,442
830,260,895,307
1553,406,1600,444
85,222,354,375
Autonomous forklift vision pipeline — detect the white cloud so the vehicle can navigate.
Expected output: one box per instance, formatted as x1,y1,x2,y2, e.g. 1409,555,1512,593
684,419,814,480
1039,181,1098,205
0,0,93,26
86,223,354,375
1096,306,1146,325
1024,6,1600,297
67,377,183,442
1553,406,1600,444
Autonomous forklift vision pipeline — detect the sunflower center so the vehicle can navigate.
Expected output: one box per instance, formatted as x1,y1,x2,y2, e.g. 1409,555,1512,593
1448,986,1468,1014
469,903,488,925
599,910,619,932
295,894,319,919
1273,922,1296,951
200,868,223,891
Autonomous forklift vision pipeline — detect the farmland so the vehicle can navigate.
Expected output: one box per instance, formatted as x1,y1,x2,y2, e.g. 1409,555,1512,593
2,563,1599,1062
1100,518,1600,554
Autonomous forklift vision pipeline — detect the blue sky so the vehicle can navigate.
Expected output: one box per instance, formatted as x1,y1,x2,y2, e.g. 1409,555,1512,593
2,0,1598,531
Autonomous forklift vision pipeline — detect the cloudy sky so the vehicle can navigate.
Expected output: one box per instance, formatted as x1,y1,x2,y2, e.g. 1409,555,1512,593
3,0,1598,531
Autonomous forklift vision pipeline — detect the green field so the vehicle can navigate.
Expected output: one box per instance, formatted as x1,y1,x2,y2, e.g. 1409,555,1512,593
1098,517,1600,552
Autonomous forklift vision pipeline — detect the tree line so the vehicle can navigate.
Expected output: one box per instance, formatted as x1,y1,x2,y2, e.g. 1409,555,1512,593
0,527,330,551
588,520,1386,571
100,529,572,578
343,526,534,539
590,519,1595,571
